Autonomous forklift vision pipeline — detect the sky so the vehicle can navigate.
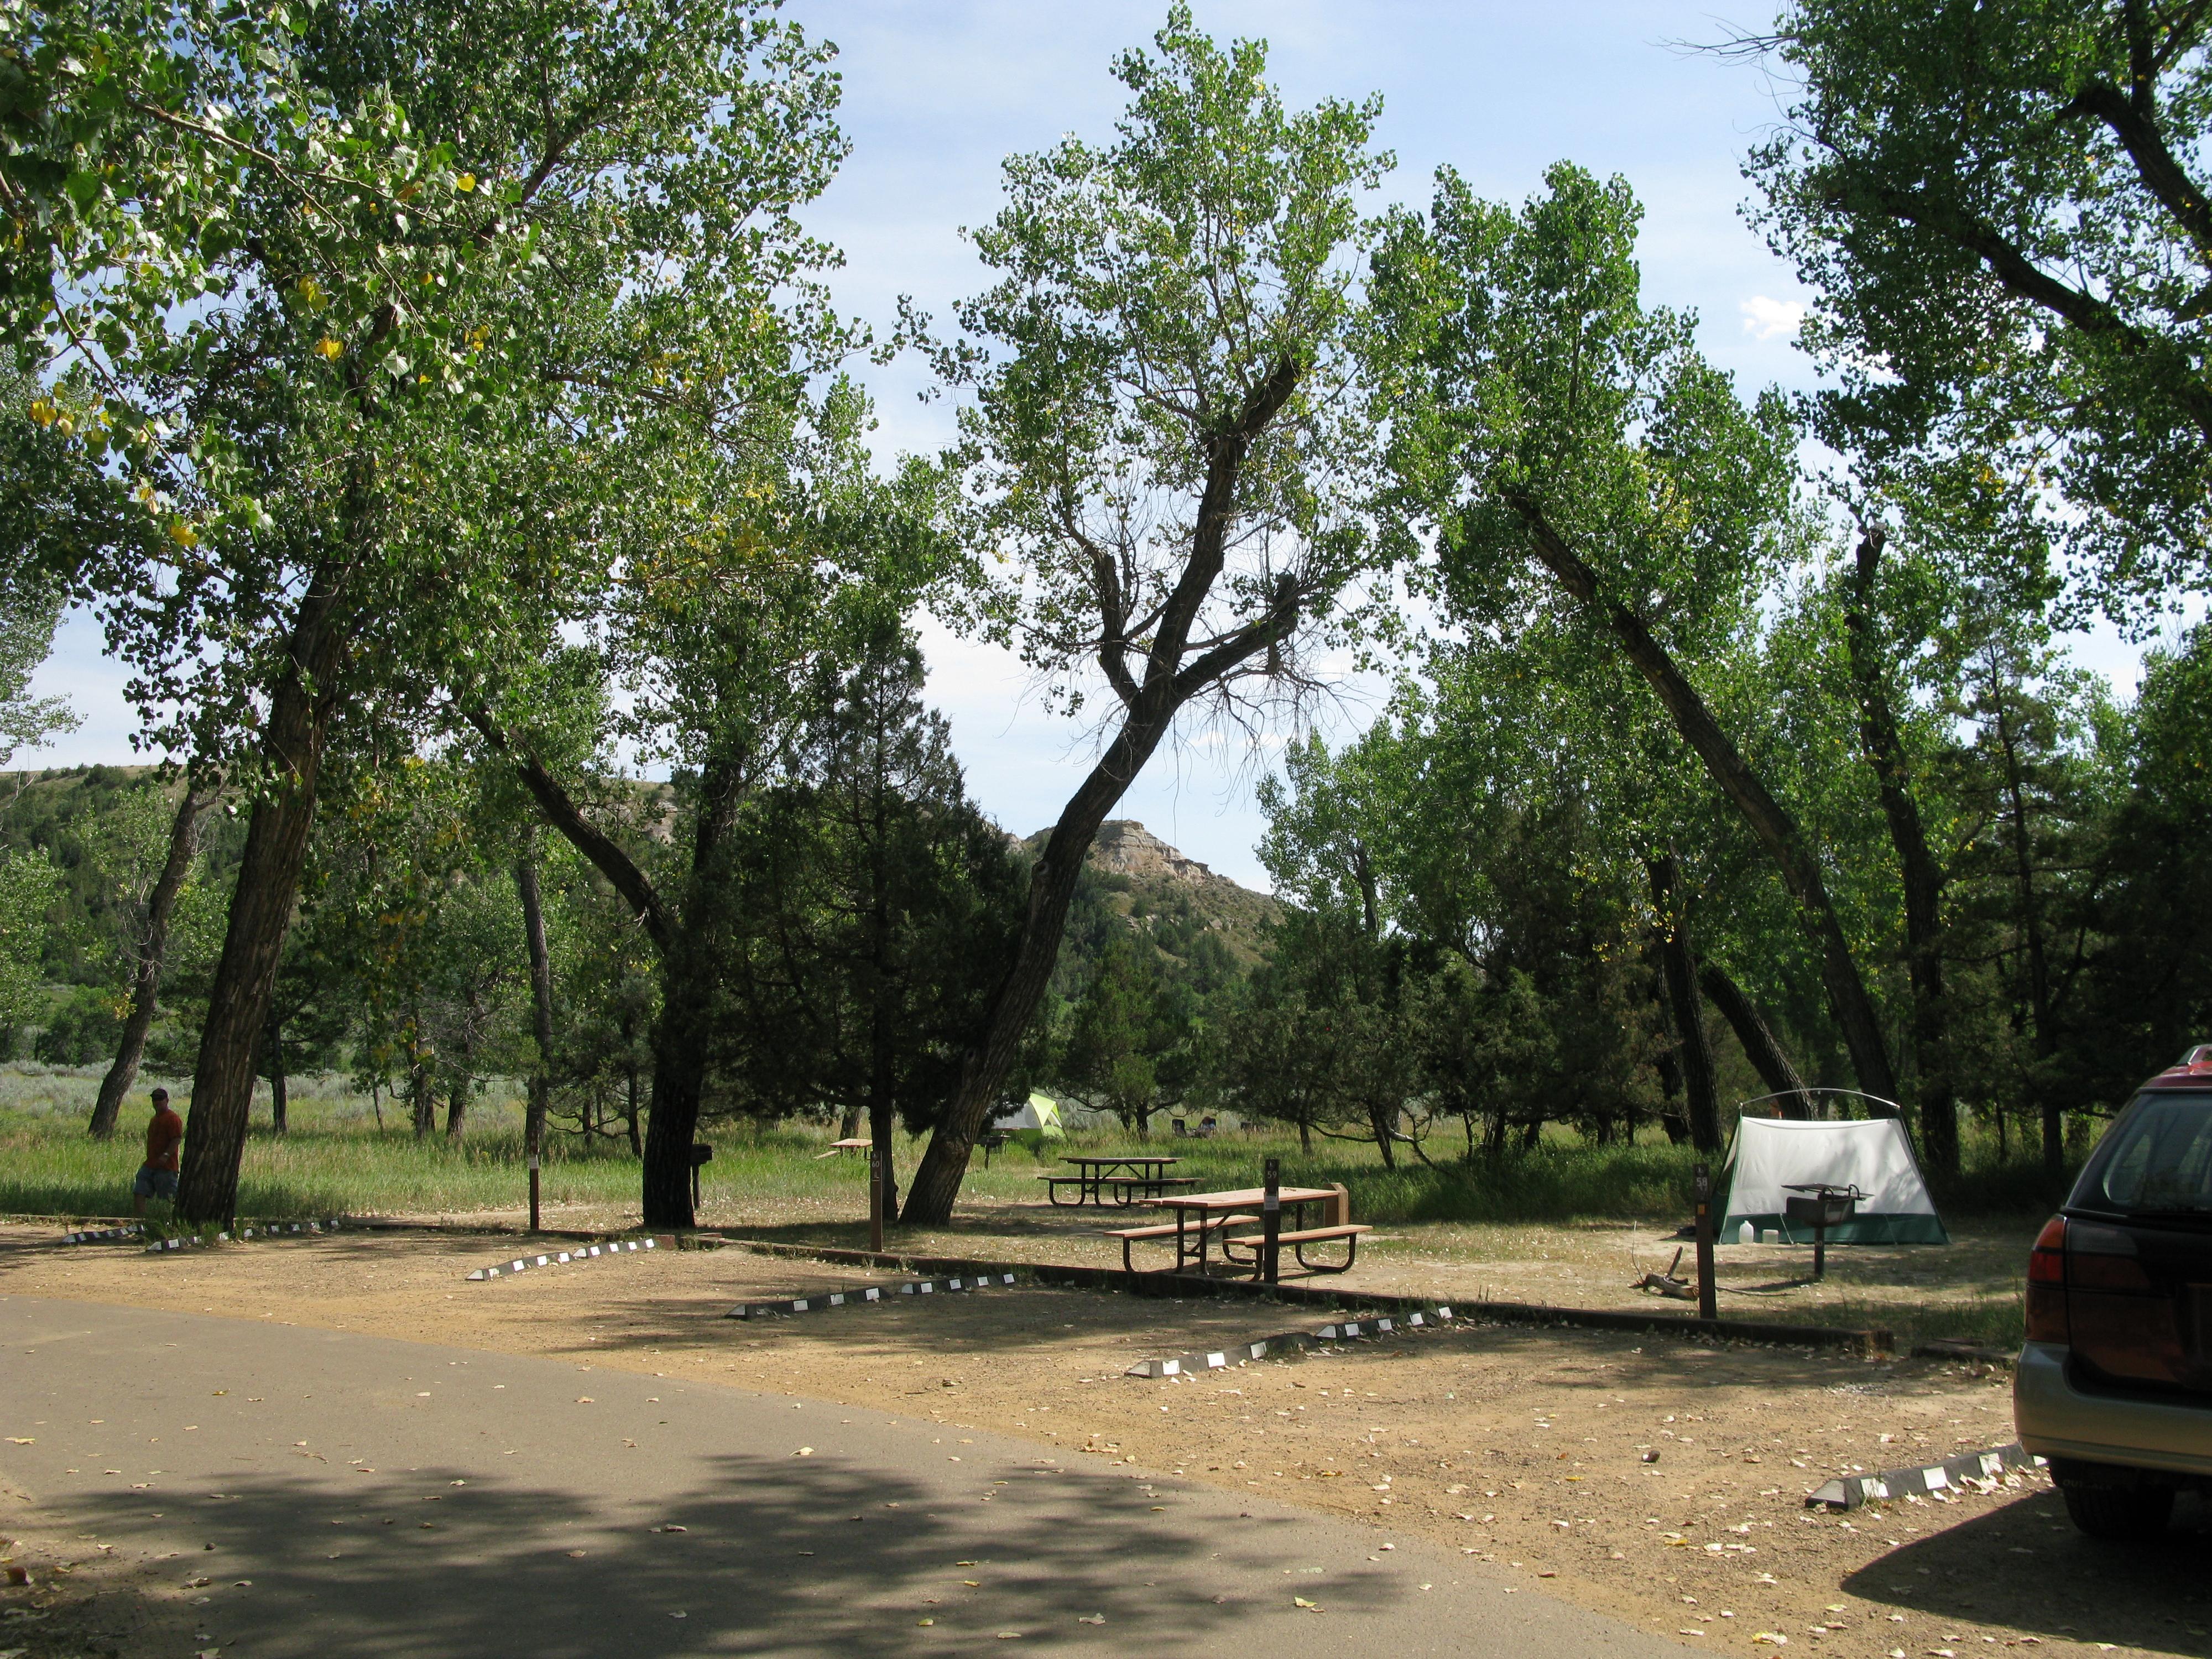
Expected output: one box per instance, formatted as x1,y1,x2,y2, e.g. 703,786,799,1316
12,3,2183,888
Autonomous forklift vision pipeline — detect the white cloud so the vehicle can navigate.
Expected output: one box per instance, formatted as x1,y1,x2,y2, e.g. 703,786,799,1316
1739,294,1808,341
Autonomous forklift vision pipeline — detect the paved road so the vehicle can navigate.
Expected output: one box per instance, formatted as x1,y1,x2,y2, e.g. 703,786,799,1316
2,1295,1682,1657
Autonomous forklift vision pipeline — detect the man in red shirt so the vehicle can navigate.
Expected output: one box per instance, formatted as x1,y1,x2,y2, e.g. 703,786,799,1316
133,1088,184,1215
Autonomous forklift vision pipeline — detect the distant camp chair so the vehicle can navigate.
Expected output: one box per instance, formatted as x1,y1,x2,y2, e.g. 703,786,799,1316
1171,1118,1189,1138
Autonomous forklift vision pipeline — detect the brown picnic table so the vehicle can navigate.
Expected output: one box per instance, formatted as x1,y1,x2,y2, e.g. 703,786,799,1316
1119,1185,1352,1279
1039,1154,1193,1208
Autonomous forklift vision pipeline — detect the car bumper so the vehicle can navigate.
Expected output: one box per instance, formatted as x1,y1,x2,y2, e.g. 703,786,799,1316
2014,1340,2212,1479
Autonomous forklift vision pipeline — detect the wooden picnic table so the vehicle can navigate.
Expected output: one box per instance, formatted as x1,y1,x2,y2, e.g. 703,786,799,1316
813,1137,875,1160
1150,1186,1338,1276
1040,1154,1187,1208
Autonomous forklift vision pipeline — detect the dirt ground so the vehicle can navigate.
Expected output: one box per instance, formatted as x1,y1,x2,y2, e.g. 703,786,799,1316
2,1219,2206,1659
342,1183,2047,1353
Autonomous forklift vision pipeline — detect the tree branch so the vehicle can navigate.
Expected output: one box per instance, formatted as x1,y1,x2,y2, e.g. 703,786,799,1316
1143,352,1301,692
1850,181,2212,440
461,705,676,954
2059,77,2212,266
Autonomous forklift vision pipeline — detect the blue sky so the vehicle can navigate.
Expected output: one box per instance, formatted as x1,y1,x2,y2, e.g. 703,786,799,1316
15,3,2172,887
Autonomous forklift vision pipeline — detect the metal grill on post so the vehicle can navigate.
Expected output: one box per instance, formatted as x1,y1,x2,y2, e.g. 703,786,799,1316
688,1144,713,1215
1261,1155,1282,1284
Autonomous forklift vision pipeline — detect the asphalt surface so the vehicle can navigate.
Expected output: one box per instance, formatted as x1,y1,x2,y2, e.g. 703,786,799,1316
1,1293,1684,1657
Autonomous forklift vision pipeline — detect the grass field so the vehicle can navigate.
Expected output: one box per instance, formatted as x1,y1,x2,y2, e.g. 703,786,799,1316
0,1062,2083,1230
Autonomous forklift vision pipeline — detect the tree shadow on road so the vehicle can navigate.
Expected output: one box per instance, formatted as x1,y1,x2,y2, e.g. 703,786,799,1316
55,1447,1400,1658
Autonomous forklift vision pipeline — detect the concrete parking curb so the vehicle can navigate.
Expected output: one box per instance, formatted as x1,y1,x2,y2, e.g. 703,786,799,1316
60,1224,143,1245
466,1237,665,1280
727,1270,1025,1319
1806,1441,2042,1510
1125,1306,1459,1378
143,1218,347,1253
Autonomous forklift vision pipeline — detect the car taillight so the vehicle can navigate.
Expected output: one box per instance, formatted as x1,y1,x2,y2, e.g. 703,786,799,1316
2025,1214,2068,1343
2063,1220,2157,1291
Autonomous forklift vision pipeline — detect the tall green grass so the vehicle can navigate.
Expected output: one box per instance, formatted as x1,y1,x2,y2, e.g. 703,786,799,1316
0,1062,2090,1226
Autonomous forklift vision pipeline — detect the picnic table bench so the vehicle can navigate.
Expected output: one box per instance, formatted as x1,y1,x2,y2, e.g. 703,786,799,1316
1039,1155,1188,1207
1102,1213,1260,1272
1039,1172,1199,1207
1221,1222,1372,1275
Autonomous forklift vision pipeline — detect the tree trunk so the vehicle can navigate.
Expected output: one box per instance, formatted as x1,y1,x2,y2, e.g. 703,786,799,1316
176,603,345,1225
89,784,211,1138
899,356,1307,1227
1990,679,2063,1174
1842,528,1958,1173
516,851,557,1193
264,1005,288,1135
1648,946,1692,1143
412,1068,435,1139
1699,962,1814,1119
1511,495,1900,1107
868,1027,898,1235
1647,854,1722,1152
640,918,714,1223
1369,1101,1397,1168
900,717,1182,1224
445,1084,466,1140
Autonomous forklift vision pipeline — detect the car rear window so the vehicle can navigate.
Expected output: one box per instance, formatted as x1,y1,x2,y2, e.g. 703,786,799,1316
2077,1091,2212,1216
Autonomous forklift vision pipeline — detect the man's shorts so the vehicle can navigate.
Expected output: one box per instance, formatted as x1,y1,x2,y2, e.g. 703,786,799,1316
132,1165,178,1201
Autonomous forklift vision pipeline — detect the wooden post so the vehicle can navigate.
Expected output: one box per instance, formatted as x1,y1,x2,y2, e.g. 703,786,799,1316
528,1148,541,1234
1261,1156,1282,1284
1693,1160,1717,1322
869,1146,885,1254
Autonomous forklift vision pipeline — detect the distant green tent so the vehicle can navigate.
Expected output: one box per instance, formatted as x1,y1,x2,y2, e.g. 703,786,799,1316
994,1092,1066,1147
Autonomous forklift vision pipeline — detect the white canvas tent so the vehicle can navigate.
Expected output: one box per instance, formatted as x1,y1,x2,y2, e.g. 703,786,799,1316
1720,1115,1949,1245
993,1093,1066,1140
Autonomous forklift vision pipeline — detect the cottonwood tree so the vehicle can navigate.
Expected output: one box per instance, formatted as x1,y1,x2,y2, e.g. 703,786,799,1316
899,9,1392,1223
38,0,854,1223
1371,163,1903,1110
467,390,948,1225
86,779,216,1138
1739,0,2212,611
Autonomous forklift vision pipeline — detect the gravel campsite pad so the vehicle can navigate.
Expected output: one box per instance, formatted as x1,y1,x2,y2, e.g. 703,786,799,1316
2,1222,2207,1658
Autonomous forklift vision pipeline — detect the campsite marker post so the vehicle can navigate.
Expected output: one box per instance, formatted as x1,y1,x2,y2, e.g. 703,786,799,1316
1692,1161,1717,1322
1261,1156,1282,1285
869,1141,885,1254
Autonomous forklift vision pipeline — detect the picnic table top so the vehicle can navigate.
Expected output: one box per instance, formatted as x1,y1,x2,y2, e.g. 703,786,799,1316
828,1137,873,1149
1155,1186,1337,1211
1060,1154,1180,1168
